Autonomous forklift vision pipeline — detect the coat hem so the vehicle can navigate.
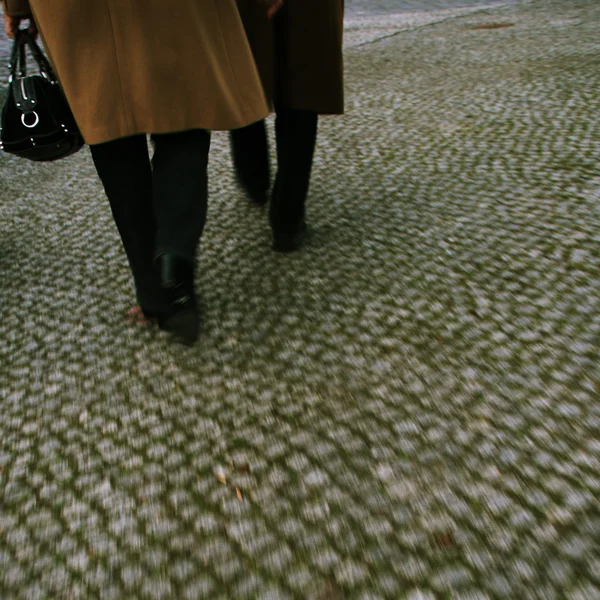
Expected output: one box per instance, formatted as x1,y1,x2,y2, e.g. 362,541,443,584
82,111,270,146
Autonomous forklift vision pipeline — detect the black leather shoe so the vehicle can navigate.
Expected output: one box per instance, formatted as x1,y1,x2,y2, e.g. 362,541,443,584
238,177,268,207
269,173,308,253
155,254,199,345
140,308,161,320
157,300,199,346
272,221,308,253
137,285,171,322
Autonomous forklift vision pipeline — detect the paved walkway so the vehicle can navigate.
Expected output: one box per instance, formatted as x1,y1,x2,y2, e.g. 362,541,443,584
0,1,522,68
345,0,521,16
1,1,599,598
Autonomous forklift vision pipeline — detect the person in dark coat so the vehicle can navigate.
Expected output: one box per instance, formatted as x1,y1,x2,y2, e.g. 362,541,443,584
231,0,345,252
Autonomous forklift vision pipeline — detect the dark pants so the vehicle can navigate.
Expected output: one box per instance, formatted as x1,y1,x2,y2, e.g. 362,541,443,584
89,129,211,312
231,1,320,232
272,107,318,231
230,108,318,231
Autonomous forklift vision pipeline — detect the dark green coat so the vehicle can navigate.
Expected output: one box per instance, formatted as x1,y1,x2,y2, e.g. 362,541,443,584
236,0,345,115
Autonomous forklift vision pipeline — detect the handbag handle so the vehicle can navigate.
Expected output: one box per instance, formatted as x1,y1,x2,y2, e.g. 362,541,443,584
22,30,56,81
8,29,27,81
8,29,57,84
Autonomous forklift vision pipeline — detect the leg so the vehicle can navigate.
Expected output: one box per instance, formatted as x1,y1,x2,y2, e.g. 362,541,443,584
151,129,211,263
230,120,271,206
270,107,318,251
89,135,169,316
150,129,211,344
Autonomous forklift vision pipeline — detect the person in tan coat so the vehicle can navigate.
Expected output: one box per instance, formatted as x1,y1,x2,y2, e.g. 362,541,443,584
231,0,345,252
2,0,279,344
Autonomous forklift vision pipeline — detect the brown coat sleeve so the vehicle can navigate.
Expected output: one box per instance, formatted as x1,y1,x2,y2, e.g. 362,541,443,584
2,0,32,17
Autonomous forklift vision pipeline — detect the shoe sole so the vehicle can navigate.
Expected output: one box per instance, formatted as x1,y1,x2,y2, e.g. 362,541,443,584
236,177,269,206
159,308,199,345
272,224,308,253
248,192,268,207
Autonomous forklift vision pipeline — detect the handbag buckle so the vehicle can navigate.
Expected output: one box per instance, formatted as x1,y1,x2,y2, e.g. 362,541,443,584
11,75,38,112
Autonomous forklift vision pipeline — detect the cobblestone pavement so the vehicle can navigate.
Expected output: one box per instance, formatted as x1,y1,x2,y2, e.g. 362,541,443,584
345,0,521,16
0,1,522,69
1,0,600,598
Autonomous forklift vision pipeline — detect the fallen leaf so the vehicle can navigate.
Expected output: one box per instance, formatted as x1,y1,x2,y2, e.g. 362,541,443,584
436,532,455,547
215,466,227,484
236,488,243,501
237,463,251,474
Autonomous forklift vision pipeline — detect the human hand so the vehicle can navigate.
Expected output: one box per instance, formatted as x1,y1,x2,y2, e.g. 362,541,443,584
3,14,37,40
267,0,283,18
256,0,284,19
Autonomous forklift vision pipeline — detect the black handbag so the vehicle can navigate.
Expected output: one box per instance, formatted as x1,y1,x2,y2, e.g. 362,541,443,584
0,29,84,161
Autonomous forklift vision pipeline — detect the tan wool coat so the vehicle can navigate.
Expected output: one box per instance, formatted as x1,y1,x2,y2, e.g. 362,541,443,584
236,0,345,115
2,0,270,144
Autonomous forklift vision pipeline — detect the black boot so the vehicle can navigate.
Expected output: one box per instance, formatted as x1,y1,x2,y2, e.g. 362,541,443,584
230,120,271,206
270,108,318,252
156,254,199,345
270,172,308,252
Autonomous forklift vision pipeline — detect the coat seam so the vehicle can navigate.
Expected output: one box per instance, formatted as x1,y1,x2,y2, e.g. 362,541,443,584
213,0,252,121
105,0,133,135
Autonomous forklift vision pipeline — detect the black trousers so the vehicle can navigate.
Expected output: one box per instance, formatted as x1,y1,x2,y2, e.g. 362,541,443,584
230,0,319,231
230,108,318,231
89,129,211,312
